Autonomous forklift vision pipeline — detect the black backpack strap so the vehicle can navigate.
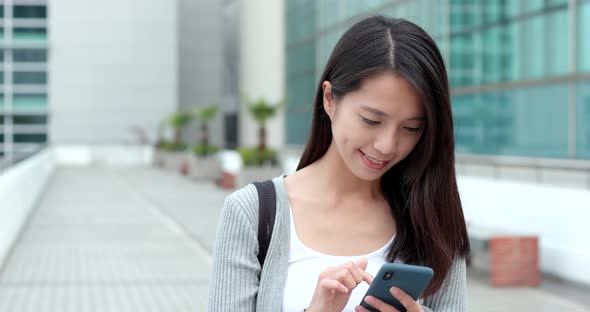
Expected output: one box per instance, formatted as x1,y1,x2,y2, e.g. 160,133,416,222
253,179,277,268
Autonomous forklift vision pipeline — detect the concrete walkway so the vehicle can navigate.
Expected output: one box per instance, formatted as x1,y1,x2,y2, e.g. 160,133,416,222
0,166,588,311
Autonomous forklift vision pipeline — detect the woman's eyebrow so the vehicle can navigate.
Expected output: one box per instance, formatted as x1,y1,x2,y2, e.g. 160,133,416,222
361,105,425,121
361,105,388,116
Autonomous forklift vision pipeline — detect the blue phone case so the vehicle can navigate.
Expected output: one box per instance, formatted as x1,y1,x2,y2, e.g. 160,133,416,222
360,263,434,312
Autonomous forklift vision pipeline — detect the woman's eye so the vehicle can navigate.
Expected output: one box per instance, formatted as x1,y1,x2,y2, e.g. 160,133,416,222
361,117,380,126
404,127,421,133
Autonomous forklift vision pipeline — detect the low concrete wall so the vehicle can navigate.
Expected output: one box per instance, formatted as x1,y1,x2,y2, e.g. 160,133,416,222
53,144,154,166
0,149,56,268
0,144,152,269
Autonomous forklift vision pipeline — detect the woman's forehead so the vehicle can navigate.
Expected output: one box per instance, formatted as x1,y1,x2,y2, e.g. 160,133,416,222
347,72,424,117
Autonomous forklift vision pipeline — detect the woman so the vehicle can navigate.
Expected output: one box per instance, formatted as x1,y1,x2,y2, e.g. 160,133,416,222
208,15,470,312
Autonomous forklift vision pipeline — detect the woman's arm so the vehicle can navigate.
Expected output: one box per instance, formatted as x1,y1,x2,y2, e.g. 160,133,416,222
421,256,468,312
207,189,261,312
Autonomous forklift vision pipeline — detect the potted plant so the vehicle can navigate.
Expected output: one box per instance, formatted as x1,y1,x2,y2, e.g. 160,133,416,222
153,119,168,167
188,105,222,181
234,96,283,188
160,111,192,172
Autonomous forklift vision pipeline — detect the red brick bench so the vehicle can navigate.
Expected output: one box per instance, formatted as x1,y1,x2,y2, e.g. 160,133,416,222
467,225,540,287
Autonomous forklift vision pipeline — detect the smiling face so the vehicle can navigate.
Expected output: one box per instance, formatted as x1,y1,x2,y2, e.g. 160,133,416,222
323,71,426,181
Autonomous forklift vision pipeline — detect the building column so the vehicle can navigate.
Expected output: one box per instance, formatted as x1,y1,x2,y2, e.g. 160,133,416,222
239,0,285,149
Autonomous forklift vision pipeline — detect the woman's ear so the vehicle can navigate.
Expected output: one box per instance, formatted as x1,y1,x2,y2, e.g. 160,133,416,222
322,81,335,120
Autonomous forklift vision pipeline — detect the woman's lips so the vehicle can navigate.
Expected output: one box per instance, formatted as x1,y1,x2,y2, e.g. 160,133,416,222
359,150,390,170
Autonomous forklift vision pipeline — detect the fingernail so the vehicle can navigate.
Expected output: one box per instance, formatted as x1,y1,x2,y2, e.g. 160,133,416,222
391,287,400,295
364,296,375,303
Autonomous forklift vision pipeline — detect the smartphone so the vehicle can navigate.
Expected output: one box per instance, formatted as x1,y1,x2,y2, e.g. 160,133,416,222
360,263,434,312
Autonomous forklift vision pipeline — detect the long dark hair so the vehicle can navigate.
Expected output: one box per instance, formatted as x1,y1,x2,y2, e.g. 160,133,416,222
296,16,470,296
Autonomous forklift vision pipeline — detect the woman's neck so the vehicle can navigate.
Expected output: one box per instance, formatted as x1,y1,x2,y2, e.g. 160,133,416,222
304,142,383,203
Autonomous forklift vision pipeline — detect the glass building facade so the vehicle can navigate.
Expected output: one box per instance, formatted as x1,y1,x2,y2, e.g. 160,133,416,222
0,0,48,164
286,0,590,160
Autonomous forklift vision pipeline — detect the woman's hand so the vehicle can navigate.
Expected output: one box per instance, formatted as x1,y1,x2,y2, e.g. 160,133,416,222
354,287,424,312
306,258,373,312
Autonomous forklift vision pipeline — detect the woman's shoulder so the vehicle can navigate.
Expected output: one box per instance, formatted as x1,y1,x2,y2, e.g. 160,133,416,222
222,183,259,221
220,176,285,229
226,183,258,206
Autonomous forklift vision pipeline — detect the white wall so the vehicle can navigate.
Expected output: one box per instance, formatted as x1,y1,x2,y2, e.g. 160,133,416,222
49,0,178,145
239,0,285,149
178,0,224,146
458,176,590,285
0,149,55,268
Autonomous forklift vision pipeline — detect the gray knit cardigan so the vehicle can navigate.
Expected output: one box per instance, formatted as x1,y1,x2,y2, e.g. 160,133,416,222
208,176,467,311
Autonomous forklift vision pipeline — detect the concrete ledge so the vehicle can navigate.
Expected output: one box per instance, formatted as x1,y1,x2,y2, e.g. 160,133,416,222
53,144,154,166
457,154,590,189
0,148,55,268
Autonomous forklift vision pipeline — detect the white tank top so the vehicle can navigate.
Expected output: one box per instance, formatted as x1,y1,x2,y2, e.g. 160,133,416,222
282,205,395,312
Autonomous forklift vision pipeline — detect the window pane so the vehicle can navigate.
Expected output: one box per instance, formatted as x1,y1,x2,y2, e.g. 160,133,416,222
453,95,477,153
317,29,340,69
547,9,568,76
13,5,46,18
505,1,522,18
13,49,47,62
13,94,47,107
509,85,569,157
13,27,47,41
506,22,524,81
453,85,569,158
287,74,314,108
483,1,503,24
13,115,47,125
547,0,568,8
287,0,309,42
287,42,314,79
523,16,546,79
451,33,475,87
13,133,47,143
453,93,515,154
347,0,385,17
482,26,508,84
450,1,481,33
13,72,47,84
286,109,312,145
420,1,446,38
524,0,544,13
579,2,590,72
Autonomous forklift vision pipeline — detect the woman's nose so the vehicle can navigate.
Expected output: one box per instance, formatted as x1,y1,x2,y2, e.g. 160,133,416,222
373,130,397,157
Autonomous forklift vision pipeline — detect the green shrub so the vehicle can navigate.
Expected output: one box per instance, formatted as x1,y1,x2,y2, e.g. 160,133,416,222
160,141,187,152
238,147,278,167
192,144,219,157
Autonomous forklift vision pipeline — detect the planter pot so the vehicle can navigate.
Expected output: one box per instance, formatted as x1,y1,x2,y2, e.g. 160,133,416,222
153,149,166,167
187,154,221,181
161,151,190,174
